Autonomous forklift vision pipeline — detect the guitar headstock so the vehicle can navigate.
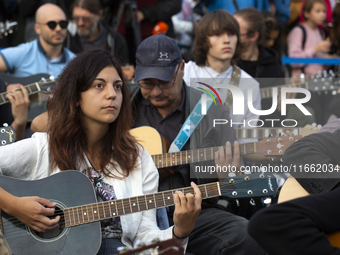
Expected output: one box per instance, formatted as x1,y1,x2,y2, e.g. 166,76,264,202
307,74,340,95
219,173,278,198
0,21,17,38
255,135,301,158
0,126,16,146
38,76,56,94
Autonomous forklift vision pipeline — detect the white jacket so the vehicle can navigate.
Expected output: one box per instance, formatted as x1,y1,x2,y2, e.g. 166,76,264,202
0,132,187,251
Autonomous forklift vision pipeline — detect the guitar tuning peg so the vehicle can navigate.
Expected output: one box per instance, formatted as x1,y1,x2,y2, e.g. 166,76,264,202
280,158,284,163
323,70,328,77
317,124,322,129
312,123,317,127
279,132,284,137
2,123,8,127
236,199,240,207
49,75,55,80
264,197,272,205
41,77,46,82
268,133,273,138
250,198,256,206
329,70,335,77
271,157,274,162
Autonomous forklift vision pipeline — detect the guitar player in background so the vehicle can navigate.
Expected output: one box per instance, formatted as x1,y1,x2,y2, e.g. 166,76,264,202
0,49,202,255
0,77,29,141
0,3,75,77
131,34,264,255
248,124,340,254
0,3,75,138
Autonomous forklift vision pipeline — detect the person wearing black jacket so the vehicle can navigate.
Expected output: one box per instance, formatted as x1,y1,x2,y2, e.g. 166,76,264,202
248,128,340,255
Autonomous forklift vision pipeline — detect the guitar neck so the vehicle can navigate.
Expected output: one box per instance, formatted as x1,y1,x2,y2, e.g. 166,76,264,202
0,82,42,106
64,182,220,228
260,82,308,99
150,143,256,168
235,127,301,139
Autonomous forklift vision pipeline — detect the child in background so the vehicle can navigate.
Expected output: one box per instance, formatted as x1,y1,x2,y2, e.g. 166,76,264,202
287,0,331,77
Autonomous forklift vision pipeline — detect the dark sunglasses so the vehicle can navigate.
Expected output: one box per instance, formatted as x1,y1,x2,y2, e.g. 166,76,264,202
39,20,69,30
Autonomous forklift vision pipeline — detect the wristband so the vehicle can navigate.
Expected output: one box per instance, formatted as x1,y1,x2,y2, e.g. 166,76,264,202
172,226,190,240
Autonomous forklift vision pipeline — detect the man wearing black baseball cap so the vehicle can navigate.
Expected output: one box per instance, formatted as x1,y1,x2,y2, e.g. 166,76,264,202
131,34,264,255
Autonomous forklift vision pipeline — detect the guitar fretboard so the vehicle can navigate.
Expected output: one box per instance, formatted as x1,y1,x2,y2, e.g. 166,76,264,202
260,83,308,99
150,144,256,169
235,127,301,139
0,83,41,105
64,182,220,227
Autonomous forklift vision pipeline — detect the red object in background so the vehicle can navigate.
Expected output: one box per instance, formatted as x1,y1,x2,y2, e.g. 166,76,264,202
152,21,168,35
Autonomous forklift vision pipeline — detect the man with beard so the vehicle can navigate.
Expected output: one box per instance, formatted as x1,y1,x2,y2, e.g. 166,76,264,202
0,3,75,78
65,0,133,80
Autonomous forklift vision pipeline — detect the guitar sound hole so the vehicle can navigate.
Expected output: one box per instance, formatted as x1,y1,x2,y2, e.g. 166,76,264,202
33,206,65,239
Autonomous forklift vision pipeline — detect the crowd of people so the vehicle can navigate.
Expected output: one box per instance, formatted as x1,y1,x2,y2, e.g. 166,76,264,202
1,0,340,254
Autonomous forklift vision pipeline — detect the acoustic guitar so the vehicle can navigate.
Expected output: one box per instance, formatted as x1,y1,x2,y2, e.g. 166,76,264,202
278,176,340,247
130,126,302,181
0,171,277,255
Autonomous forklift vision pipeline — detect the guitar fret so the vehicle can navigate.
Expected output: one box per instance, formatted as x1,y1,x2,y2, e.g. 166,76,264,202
91,204,95,221
252,129,257,138
68,209,72,226
153,194,157,208
144,195,148,210
180,150,182,165
76,207,80,225
102,203,106,218
122,200,125,215
204,185,208,199
81,206,84,224
137,197,140,211
96,203,100,219
86,205,90,222
128,198,133,213
72,209,76,224
162,192,166,206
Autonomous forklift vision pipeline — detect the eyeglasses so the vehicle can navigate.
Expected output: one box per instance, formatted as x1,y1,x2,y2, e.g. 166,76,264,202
37,20,69,30
72,16,95,23
138,65,180,90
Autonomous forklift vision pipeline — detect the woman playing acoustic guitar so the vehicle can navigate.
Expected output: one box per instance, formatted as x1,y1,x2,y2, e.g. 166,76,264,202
0,49,201,255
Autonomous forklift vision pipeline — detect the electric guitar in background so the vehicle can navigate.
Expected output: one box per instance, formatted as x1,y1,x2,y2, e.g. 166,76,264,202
0,171,278,255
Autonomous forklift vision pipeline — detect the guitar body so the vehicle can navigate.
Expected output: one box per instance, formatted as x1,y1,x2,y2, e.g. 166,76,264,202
0,171,101,255
279,176,340,247
130,126,174,180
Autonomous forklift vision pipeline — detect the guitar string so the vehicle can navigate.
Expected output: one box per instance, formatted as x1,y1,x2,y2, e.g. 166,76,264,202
1,177,272,233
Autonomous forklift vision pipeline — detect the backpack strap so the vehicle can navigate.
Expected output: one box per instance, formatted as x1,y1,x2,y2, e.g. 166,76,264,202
298,25,307,50
224,65,241,112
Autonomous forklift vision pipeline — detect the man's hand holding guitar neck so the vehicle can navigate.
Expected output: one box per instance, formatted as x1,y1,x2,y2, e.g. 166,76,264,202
6,84,30,141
